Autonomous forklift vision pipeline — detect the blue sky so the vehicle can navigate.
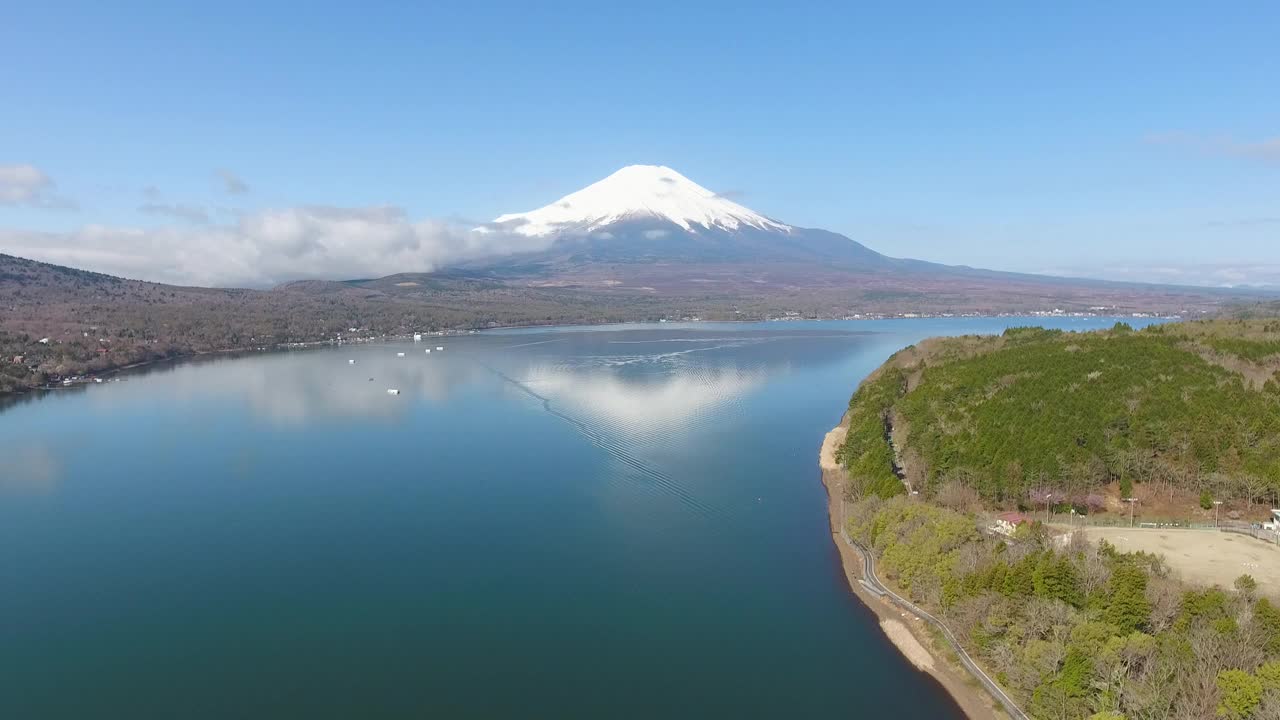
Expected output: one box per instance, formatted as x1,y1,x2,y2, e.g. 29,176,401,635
2,2,1278,286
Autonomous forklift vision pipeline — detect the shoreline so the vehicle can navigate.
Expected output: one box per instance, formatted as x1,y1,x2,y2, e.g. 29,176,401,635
3,344,323,398
1,328,484,400
2,313,1166,399
820,416,1002,720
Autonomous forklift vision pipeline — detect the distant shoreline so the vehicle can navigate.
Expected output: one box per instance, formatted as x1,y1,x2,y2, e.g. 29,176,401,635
1,332,462,399
2,313,1168,401
819,415,1000,720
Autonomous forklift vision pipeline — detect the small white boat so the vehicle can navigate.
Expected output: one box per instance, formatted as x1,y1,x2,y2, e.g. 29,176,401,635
348,359,355,364
386,388,401,395
436,346,444,351
396,352,405,357
413,334,422,342
425,349,431,354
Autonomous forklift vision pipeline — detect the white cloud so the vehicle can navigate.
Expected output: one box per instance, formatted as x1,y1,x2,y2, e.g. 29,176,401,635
1147,132,1280,166
216,168,250,195
138,202,211,224
1206,217,1280,228
0,205,554,287
0,164,76,208
1039,263,1280,289
1228,137,1280,165
523,364,761,437
122,348,487,425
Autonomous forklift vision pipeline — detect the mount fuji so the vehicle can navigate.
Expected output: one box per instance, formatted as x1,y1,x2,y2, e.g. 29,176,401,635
473,164,894,268
495,164,791,238
440,164,1258,312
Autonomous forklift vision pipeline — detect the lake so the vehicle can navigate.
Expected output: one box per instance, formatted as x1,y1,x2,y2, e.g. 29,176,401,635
0,316,1158,718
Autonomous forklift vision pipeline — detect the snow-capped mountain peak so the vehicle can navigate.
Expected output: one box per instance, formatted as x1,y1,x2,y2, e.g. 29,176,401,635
491,165,791,238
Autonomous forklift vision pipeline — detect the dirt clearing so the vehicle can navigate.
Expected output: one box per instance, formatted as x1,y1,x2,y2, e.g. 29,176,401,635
1082,526,1280,594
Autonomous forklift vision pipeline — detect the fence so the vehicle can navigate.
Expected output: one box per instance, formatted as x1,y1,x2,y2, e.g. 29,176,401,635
1219,525,1280,545
1045,512,1260,531
1043,512,1280,544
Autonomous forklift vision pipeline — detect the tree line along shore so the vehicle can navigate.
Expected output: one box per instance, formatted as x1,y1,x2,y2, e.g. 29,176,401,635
833,314,1280,720
0,250,1241,396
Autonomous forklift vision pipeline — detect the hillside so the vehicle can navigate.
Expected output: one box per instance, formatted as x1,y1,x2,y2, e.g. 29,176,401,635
834,316,1280,720
6,245,1267,396
844,494,1280,719
837,317,1280,515
0,253,678,393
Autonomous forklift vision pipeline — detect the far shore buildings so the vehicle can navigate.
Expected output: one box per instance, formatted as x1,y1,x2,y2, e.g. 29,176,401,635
991,511,1031,537
1265,509,1280,531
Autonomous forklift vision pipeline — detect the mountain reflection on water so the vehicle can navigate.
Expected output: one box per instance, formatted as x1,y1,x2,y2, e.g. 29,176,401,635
40,327,867,430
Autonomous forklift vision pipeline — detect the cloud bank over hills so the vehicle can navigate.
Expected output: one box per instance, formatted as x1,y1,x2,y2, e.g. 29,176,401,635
0,204,550,287
0,163,560,287
4,162,1279,289
1040,262,1280,290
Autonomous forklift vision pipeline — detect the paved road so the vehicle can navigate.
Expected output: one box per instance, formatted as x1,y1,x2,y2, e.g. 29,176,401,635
842,530,1029,720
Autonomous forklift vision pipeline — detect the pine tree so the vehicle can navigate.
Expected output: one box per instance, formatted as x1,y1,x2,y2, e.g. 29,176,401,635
1105,563,1151,633
1003,554,1036,598
1033,552,1054,598
1257,661,1280,691
987,562,1007,593
1054,555,1084,608
1255,598,1280,653
1217,669,1263,720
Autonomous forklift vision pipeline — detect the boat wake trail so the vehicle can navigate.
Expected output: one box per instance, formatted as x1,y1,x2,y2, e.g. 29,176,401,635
502,339,564,350
479,362,721,519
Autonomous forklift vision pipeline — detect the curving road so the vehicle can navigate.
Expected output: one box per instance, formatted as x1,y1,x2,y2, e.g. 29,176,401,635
841,530,1029,720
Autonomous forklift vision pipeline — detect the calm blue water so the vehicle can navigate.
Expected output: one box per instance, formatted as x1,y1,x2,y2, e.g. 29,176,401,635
0,317,1160,718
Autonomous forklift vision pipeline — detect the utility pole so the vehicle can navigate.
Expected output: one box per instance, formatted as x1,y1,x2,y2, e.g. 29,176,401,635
1214,500,1223,528
1125,497,1138,527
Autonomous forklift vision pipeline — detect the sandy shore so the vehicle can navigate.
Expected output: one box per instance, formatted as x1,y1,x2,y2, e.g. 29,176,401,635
880,618,935,672
820,416,1002,720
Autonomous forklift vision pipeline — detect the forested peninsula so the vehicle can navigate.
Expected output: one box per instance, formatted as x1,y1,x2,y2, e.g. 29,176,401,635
833,315,1280,720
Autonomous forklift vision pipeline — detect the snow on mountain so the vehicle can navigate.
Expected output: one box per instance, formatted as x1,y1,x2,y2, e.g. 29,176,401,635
490,165,792,238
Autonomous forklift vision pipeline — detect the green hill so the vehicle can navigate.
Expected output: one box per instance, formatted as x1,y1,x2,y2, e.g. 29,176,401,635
837,316,1280,719
838,318,1280,510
